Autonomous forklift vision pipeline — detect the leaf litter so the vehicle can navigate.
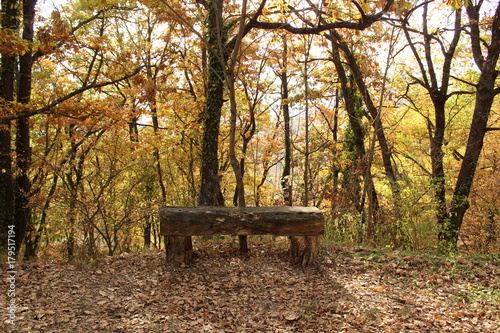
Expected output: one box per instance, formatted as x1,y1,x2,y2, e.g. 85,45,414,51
2,238,499,332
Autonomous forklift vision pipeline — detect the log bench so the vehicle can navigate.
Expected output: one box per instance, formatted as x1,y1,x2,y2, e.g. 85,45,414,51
160,206,325,266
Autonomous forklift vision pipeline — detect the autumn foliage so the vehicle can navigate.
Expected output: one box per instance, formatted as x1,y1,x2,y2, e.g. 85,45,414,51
0,0,499,261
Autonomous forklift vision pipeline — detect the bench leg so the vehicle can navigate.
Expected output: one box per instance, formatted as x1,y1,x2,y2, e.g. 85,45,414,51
289,236,320,266
239,235,249,254
165,236,193,265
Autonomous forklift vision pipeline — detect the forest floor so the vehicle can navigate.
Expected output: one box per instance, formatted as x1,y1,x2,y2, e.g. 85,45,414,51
2,238,500,333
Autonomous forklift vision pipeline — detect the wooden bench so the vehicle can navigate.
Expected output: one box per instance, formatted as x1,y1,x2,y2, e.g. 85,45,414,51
160,206,325,266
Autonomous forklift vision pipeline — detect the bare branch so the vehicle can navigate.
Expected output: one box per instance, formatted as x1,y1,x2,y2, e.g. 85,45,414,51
446,90,475,98
253,0,393,34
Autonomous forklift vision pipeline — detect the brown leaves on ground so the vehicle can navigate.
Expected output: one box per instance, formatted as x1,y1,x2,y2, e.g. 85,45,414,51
2,238,499,332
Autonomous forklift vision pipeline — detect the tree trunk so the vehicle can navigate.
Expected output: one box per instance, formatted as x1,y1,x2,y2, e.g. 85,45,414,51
330,47,366,175
423,3,449,228
198,0,225,207
228,66,248,253
330,42,380,237
302,36,312,206
401,4,463,245
332,30,400,201
280,37,293,206
441,3,500,254
144,216,152,249
14,0,37,253
187,0,226,261
14,116,31,253
0,0,17,248
429,99,447,225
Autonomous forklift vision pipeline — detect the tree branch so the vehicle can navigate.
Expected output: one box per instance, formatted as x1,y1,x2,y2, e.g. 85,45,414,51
446,90,475,98
225,0,268,57
1,66,143,122
253,0,393,34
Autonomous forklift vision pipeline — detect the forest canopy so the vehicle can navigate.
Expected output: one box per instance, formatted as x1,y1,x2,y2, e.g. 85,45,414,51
0,0,499,260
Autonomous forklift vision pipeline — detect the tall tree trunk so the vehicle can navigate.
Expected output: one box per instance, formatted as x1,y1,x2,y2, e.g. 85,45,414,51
441,3,500,254
330,41,379,241
430,99,447,226
14,0,37,253
0,0,17,248
331,28,399,244
198,0,225,207
329,89,340,209
330,30,400,201
423,3,448,228
228,82,245,210
280,35,292,206
330,45,365,208
302,36,312,207
166,0,226,263
402,4,462,238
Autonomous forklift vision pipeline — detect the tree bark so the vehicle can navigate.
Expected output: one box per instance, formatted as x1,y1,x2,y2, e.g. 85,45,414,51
14,0,37,253
198,0,225,207
302,36,312,206
0,0,18,248
280,36,293,206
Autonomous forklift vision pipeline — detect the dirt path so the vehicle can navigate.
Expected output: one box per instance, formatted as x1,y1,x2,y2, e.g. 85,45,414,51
2,239,499,332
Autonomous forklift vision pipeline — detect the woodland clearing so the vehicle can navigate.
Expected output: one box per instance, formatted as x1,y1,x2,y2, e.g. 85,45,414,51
2,238,500,333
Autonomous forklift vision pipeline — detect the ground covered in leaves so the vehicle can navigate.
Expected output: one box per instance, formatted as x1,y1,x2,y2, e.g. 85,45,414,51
2,238,500,332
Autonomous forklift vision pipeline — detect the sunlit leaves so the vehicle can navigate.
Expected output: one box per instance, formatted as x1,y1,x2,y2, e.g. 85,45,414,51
0,29,29,55
36,10,71,54
444,0,469,10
